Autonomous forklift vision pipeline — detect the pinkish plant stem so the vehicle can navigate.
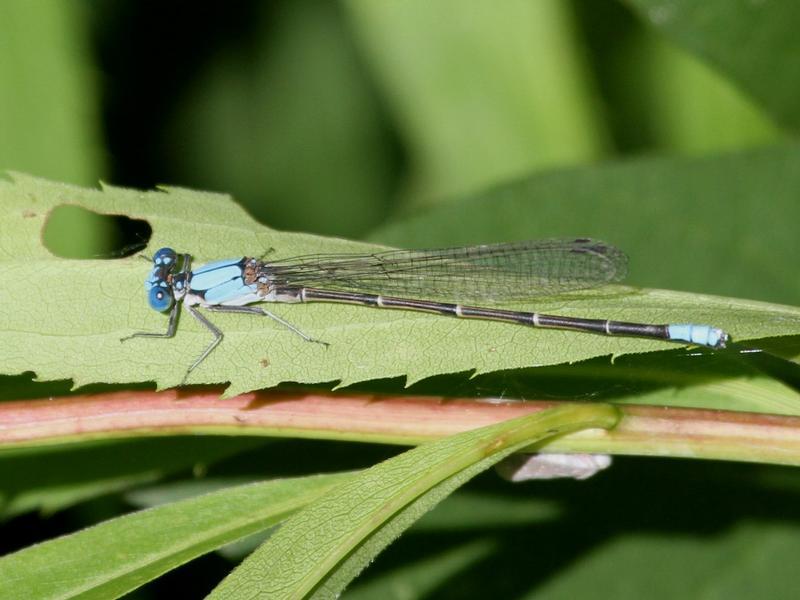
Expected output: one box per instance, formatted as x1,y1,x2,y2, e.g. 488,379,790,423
2,388,800,465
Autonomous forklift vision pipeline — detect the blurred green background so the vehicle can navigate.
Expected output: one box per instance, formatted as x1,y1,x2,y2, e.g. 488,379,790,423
3,1,800,598
10,0,797,305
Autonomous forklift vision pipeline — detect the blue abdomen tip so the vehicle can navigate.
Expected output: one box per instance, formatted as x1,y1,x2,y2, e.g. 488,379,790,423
668,324,729,348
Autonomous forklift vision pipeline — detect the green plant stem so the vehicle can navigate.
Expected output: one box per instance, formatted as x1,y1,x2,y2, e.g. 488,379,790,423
2,388,799,465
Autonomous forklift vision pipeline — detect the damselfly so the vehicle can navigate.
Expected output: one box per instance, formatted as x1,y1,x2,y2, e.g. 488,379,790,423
122,239,729,381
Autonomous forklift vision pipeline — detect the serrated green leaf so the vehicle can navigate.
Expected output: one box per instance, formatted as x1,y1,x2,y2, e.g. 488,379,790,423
2,173,798,397
479,347,800,416
0,472,351,600
208,403,619,599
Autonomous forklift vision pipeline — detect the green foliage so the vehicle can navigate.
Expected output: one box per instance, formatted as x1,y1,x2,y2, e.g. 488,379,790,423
0,472,352,599
0,1,103,185
2,174,797,398
167,1,395,237
0,437,267,520
208,404,618,598
626,0,800,130
3,1,800,598
372,143,800,305
344,0,609,203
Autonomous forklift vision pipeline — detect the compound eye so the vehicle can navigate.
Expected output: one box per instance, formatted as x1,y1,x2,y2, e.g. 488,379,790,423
148,285,174,312
153,247,178,265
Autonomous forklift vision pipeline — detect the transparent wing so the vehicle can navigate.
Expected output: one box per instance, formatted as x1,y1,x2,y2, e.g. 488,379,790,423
259,238,628,303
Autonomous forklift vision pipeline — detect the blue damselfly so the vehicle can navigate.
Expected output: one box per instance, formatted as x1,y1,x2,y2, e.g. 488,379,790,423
122,239,729,381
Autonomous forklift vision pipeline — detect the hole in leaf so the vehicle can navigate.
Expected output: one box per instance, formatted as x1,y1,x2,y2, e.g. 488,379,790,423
43,205,152,259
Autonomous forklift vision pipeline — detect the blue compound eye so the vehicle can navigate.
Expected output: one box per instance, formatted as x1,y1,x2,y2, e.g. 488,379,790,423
148,285,174,312
153,247,177,265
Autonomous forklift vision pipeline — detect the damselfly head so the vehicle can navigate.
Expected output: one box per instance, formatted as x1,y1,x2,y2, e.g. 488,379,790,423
144,247,179,312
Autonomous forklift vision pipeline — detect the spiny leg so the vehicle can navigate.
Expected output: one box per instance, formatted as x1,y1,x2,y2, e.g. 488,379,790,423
205,305,329,346
182,305,225,383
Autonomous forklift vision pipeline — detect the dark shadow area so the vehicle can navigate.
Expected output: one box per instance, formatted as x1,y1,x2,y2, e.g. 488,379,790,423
43,204,151,259
91,1,262,190
352,457,800,598
341,341,800,403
